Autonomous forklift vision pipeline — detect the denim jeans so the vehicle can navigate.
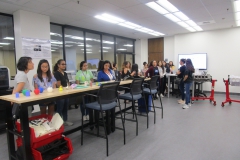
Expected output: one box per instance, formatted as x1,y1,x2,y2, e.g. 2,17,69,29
56,98,69,121
184,82,192,105
179,80,185,100
80,96,89,116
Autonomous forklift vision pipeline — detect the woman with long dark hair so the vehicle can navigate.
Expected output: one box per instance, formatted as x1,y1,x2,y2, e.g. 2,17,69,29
53,59,73,126
97,60,116,82
158,61,166,98
145,60,158,77
182,59,195,109
121,61,135,79
33,59,56,115
75,61,94,121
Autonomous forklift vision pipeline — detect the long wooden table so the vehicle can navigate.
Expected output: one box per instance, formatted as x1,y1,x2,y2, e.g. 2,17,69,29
0,79,148,160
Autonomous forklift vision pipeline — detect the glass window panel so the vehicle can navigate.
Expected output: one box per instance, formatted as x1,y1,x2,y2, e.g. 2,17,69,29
116,38,133,53
0,15,16,77
86,32,101,70
64,28,84,71
102,35,114,64
50,24,63,70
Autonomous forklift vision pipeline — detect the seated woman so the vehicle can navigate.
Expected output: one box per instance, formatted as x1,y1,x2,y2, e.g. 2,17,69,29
131,64,141,77
97,60,116,82
121,61,135,79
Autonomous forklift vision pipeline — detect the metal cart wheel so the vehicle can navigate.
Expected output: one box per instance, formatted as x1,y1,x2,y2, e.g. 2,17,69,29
221,103,224,107
210,100,212,102
213,102,216,106
229,102,232,104
191,101,194,104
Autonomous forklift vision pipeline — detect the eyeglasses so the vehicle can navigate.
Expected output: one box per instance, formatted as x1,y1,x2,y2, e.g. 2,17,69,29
61,64,66,65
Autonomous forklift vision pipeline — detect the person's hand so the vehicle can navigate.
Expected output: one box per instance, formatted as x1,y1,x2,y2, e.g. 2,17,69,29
131,71,136,76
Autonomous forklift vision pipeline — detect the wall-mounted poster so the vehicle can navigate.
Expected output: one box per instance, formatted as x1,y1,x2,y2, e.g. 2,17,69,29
22,37,51,59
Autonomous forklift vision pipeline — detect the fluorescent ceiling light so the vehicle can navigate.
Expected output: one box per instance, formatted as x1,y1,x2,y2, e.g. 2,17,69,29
81,49,92,51
234,0,240,12
103,47,111,49
174,12,189,21
153,31,165,36
164,14,181,22
95,15,118,24
141,27,155,32
117,49,127,51
156,0,179,13
123,44,133,47
51,47,58,49
3,37,14,40
118,23,136,29
236,12,240,20
51,44,61,47
125,22,142,28
99,50,108,52
51,41,62,44
148,32,160,36
78,44,92,47
103,40,114,44
177,21,189,28
146,2,169,14
135,28,149,33
185,20,198,26
50,32,62,37
51,50,56,51
71,36,83,40
0,42,10,45
185,27,196,32
102,13,125,23
87,52,92,53
65,45,73,47
193,26,203,31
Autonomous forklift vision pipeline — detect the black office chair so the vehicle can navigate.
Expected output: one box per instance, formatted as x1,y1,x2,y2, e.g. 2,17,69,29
81,81,125,156
118,78,147,136
143,76,163,122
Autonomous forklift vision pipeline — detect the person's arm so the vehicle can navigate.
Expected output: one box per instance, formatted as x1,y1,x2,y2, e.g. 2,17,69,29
183,70,188,82
97,71,102,82
12,83,25,94
89,71,94,82
145,67,150,77
52,74,57,88
130,71,136,76
33,74,38,89
54,72,62,87
75,71,80,84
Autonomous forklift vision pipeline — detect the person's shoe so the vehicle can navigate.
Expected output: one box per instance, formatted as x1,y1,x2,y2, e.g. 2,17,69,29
64,121,74,126
188,103,191,107
156,94,159,98
182,104,189,109
86,115,89,121
160,94,164,98
83,115,87,121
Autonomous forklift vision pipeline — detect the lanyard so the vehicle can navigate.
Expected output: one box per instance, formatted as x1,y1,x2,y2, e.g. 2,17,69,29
81,70,88,80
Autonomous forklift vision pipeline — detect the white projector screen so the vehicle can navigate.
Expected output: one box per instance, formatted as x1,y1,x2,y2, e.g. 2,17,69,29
178,53,207,70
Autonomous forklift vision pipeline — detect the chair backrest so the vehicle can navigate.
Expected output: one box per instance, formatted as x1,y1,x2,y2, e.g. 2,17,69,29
98,81,120,104
130,78,144,95
149,76,159,90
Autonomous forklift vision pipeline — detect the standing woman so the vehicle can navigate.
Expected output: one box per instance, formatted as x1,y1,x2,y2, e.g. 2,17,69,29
142,62,148,76
182,59,194,109
158,61,166,98
176,59,186,104
53,59,73,126
97,60,116,82
145,60,158,78
169,61,175,73
33,59,56,116
12,57,34,117
75,61,94,121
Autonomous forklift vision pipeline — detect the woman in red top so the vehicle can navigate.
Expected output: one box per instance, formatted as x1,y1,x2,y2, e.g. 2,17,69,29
145,60,158,77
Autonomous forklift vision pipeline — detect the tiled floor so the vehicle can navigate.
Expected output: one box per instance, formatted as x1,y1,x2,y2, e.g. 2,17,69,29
1,93,240,160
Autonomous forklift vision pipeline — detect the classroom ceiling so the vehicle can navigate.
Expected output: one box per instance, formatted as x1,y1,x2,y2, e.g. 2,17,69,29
0,0,238,39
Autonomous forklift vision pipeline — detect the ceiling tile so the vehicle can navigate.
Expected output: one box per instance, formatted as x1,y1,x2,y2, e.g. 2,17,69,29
76,0,121,12
45,7,90,21
205,2,234,15
23,1,55,13
34,0,70,6
104,0,141,8
124,3,160,18
0,1,25,13
59,2,99,16
0,0,30,5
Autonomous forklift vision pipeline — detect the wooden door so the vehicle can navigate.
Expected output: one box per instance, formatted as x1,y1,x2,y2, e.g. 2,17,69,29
148,38,164,63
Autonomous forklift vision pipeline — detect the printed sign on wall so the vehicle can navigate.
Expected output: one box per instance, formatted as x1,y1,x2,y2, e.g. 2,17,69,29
22,37,51,59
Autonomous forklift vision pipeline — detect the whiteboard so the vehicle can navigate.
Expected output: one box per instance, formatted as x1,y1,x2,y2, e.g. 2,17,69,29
178,53,207,70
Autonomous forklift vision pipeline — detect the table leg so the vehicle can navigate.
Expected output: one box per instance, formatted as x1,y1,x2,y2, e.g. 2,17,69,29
192,80,195,98
168,76,170,98
106,110,111,135
19,105,33,160
5,101,15,160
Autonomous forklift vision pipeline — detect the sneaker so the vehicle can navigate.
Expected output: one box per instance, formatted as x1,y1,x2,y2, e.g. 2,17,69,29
182,104,189,109
160,94,164,98
83,115,87,121
188,103,191,107
64,121,74,126
156,94,159,98
86,115,89,121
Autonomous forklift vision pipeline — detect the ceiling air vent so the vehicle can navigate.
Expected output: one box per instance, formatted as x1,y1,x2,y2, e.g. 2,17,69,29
197,20,215,26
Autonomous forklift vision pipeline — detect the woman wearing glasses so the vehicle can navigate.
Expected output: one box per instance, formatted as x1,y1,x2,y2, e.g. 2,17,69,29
53,59,73,126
